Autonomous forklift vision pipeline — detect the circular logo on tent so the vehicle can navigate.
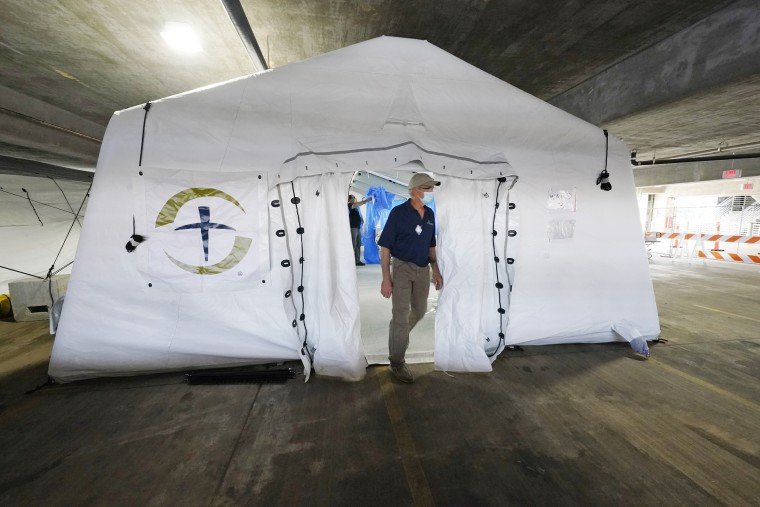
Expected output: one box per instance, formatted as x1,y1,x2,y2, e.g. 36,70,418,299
155,187,252,275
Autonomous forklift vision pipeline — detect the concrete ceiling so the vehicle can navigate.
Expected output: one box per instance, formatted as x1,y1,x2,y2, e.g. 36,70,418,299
1,0,758,180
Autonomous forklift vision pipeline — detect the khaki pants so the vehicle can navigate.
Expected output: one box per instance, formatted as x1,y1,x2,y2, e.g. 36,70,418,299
350,227,361,263
389,258,430,365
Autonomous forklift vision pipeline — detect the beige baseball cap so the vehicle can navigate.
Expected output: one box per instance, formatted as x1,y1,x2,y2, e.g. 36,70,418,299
408,173,441,190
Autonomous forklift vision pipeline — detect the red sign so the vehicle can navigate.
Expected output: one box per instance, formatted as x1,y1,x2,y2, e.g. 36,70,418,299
722,169,742,179
743,183,754,190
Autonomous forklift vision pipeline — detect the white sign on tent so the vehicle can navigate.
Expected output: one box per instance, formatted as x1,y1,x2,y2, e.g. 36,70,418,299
134,168,269,293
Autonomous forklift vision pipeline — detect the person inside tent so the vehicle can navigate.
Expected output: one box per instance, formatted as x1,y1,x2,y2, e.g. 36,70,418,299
348,194,373,266
378,173,444,383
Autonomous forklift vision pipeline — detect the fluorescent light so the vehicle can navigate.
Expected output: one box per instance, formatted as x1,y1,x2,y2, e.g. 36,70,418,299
161,22,202,53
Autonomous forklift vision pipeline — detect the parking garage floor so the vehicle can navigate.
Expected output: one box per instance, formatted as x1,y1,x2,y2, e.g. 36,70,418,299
1,256,759,506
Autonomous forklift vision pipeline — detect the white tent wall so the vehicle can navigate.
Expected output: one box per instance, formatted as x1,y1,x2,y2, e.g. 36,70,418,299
503,139,659,347
0,174,88,294
48,36,659,382
49,119,304,381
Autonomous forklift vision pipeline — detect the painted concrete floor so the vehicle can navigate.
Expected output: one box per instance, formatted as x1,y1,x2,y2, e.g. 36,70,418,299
1,256,759,506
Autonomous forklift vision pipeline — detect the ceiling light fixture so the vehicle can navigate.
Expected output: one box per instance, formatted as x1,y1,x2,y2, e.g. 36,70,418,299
160,22,202,53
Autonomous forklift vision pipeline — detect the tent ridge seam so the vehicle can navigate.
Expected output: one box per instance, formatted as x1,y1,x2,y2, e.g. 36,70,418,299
282,141,509,167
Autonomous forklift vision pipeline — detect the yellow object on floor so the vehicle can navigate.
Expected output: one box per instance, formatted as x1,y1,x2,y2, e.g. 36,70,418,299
0,294,11,318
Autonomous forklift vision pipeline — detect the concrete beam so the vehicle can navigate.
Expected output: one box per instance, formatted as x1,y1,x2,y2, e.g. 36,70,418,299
633,156,760,187
638,176,760,198
0,155,94,182
0,84,103,168
0,84,105,139
550,0,760,126
0,113,101,167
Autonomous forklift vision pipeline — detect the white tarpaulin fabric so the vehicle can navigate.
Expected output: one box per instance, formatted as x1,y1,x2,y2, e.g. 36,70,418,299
48,36,659,382
0,174,89,293
133,168,269,293
276,173,365,381
434,175,517,371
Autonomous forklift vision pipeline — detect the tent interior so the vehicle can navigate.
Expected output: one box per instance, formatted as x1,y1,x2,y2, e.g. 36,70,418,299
2,37,659,383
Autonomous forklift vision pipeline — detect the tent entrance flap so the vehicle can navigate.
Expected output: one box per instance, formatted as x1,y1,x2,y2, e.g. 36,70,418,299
434,175,519,372
275,172,366,381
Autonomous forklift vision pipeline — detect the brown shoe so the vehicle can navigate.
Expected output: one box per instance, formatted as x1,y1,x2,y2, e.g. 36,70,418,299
390,364,414,383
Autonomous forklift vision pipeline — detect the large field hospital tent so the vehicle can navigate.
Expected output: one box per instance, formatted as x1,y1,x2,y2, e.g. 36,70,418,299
0,173,89,294
49,36,659,382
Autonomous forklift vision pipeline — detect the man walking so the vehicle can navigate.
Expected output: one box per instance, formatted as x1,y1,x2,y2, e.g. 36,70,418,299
378,173,444,383
348,194,372,266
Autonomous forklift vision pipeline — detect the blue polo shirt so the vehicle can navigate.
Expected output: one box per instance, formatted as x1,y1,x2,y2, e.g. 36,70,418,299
378,200,436,267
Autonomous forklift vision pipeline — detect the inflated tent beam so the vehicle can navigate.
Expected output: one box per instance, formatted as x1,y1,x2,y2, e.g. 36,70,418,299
219,0,268,72
631,152,760,165
185,366,296,384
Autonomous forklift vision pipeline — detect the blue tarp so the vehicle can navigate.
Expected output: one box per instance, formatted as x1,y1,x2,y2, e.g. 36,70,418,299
361,186,396,264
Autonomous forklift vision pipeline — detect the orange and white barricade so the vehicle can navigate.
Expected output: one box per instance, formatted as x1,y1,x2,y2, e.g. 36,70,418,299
698,250,760,263
649,232,760,264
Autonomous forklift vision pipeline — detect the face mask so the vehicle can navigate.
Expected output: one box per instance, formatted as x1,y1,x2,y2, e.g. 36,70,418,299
421,192,434,205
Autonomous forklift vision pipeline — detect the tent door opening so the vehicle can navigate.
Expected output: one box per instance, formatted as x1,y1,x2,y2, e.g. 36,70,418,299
355,171,518,366
351,168,439,366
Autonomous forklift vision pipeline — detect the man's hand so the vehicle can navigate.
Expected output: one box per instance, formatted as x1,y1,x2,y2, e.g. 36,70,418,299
429,248,443,290
381,278,393,298
430,256,443,290
380,247,392,298
432,270,443,290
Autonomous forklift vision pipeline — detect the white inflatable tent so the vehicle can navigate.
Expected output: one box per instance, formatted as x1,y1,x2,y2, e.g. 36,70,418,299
49,36,659,382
